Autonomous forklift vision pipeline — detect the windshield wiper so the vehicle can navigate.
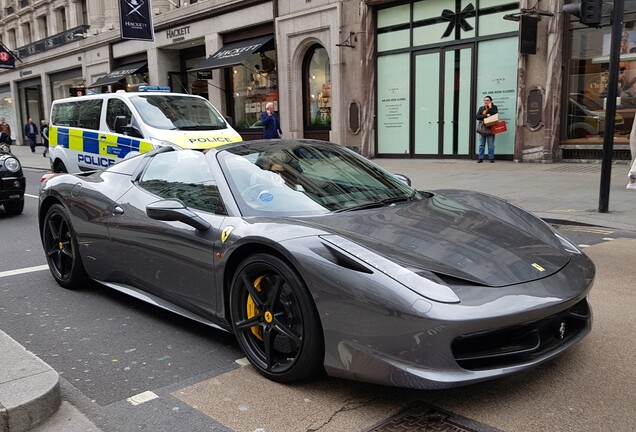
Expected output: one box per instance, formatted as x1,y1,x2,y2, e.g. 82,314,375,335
333,194,414,213
178,125,224,130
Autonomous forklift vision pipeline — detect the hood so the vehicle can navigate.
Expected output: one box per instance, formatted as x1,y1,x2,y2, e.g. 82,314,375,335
299,194,569,287
152,129,243,150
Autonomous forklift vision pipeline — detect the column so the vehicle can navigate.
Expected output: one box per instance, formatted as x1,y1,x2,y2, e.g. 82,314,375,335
104,0,119,32
88,0,105,33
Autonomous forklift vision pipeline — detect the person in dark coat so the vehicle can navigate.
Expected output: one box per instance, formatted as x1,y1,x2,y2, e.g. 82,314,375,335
24,117,38,153
260,102,282,139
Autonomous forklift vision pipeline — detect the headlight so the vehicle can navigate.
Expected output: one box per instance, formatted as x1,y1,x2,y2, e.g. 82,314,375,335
150,138,181,150
4,157,21,172
321,235,460,304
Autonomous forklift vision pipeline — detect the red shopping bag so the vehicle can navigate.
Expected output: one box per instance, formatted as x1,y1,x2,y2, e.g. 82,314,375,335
491,121,507,134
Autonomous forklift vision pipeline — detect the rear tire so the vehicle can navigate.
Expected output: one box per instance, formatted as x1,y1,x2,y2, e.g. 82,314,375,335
230,253,324,383
53,160,68,173
42,204,89,289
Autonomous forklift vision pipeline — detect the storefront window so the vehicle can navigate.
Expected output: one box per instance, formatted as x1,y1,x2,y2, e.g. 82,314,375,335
51,77,85,100
304,45,331,128
0,89,15,141
231,48,278,130
566,26,636,144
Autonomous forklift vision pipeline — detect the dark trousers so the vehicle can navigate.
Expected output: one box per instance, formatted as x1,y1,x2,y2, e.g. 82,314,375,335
27,135,36,151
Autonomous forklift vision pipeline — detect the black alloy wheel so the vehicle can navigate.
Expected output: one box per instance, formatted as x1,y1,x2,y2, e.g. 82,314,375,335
42,204,88,289
230,254,324,382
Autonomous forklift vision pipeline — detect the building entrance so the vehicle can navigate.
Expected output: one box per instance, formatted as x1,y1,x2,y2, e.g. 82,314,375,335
414,44,474,157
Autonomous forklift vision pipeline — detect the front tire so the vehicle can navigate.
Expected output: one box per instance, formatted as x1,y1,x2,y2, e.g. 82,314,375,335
230,253,324,383
3,199,24,215
42,204,88,289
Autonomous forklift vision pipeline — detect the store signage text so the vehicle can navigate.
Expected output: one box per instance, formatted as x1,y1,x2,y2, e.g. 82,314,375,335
213,44,262,60
20,70,32,77
166,26,190,43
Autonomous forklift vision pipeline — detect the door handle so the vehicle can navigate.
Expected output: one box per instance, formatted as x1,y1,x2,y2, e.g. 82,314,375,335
100,135,107,140
113,206,124,215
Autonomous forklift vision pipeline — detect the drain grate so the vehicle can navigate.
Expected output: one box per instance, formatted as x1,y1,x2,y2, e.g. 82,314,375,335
367,404,501,432
542,165,601,173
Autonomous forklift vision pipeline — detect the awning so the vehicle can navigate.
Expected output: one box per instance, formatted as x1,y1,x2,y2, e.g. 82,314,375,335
190,35,274,72
87,62,147,88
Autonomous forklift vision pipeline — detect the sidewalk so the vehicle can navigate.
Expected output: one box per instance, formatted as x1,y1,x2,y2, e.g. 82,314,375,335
2,143,635,431
11,143,636,230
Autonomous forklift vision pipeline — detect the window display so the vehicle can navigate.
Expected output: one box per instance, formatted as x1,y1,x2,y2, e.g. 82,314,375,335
566,26,636,143
231,48,278,130
304,46,331,128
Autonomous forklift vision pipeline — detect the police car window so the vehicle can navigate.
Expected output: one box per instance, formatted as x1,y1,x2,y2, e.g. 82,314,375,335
138,150,225,215
129,95,226,130
76,100,102,130
106,99,133,132
51,102,78,127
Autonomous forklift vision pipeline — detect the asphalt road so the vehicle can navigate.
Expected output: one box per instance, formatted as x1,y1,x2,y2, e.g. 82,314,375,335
1,168,635,432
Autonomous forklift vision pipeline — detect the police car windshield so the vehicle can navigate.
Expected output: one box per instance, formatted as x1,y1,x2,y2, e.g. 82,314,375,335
129,95,228,131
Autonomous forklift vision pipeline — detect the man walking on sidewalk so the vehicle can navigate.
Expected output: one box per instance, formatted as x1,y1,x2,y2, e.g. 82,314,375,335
41,119,49,158
24,117,38,153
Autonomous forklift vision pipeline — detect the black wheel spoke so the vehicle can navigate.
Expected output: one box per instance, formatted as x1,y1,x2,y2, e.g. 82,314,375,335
265,275,282,310
263,326,274,370
235,315,262,330
242,274,266,308
272,317,301,345
47,218,60,243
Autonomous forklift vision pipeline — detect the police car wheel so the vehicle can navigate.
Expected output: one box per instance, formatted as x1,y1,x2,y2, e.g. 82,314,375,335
53,161,68,174
42,204,89,289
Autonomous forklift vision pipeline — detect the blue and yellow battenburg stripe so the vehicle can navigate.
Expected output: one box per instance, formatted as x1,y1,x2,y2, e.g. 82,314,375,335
49,125,153,159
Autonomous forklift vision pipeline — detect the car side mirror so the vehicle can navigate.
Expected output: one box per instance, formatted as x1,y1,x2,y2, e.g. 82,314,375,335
114,116,144,138
146,199,211,231
393,173,412,186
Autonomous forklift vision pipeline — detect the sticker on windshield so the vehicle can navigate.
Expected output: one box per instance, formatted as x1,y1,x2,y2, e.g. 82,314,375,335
258,191,273,202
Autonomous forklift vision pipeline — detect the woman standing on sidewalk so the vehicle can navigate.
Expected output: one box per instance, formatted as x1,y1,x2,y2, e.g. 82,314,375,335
475,96,498,163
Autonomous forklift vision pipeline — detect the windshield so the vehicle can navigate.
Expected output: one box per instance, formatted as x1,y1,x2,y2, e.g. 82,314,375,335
216,141,420,216
129,95,228,130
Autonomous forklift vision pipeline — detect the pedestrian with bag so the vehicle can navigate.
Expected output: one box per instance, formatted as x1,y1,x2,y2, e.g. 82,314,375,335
475,96,498,163
41,119,49,158
23,117,38,153
260,102,282,139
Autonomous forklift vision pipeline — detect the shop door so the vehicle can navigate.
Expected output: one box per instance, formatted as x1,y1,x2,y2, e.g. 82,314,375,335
414,45,474,157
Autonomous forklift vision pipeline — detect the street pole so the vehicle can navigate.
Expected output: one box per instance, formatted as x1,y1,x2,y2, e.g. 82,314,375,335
598,0,624,213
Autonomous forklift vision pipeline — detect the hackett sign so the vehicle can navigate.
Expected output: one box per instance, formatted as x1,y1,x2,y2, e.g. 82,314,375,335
166,26,190,42
213,44,263,60
119,0,155,41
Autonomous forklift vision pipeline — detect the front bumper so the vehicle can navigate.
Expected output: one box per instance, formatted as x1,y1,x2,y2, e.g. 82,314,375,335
0,175,26,202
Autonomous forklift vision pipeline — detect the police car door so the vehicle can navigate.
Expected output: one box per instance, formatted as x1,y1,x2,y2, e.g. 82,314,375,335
103,97,142,162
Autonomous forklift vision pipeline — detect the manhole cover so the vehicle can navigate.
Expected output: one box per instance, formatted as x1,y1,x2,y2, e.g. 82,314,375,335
367,404,501,432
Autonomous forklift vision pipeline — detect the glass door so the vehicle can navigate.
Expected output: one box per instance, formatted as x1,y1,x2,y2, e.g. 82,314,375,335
415,45,474,157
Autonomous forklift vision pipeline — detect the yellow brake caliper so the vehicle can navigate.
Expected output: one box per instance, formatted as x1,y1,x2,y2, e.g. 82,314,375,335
247,275,267,340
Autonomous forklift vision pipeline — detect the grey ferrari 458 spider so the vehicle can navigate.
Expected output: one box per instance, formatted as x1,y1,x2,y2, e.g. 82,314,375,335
38,139,594,389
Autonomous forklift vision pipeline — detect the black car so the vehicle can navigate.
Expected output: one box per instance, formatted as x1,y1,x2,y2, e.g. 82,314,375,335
0,144,25,215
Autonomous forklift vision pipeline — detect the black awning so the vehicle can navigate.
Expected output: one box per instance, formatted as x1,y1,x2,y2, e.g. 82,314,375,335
87,62,147,88
190,35,274,72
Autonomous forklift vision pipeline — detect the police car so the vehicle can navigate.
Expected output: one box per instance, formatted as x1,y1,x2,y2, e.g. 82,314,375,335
48,86,243,173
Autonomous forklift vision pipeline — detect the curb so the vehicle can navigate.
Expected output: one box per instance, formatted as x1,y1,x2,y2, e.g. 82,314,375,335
0,330,61,432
